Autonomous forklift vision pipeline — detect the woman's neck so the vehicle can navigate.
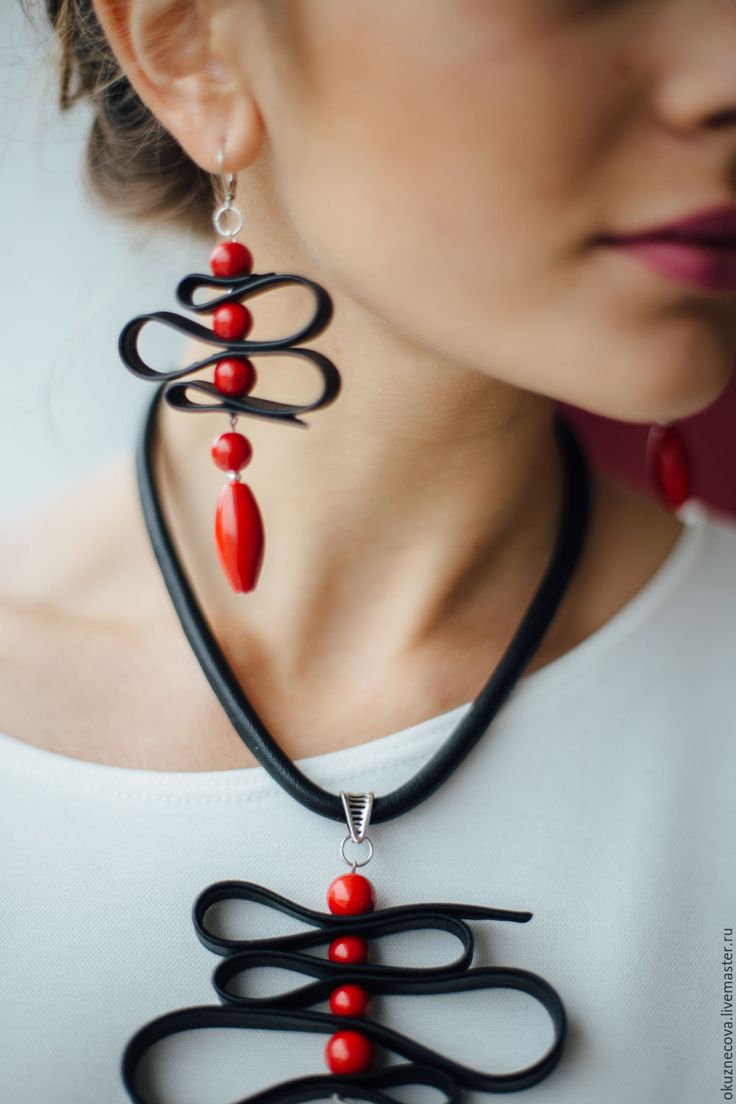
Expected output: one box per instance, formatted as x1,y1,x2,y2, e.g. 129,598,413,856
154,284,568,685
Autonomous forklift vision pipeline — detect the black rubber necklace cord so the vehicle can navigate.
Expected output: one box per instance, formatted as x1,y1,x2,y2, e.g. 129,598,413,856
121,386,591,1102
135,381,591,823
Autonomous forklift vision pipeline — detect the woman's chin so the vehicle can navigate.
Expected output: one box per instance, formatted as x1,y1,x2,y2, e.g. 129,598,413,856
578,358,734,425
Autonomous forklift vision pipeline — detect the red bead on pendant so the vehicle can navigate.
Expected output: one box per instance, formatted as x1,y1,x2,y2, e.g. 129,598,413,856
327,935,369,964
325,1029,374,1074
646,422,691,510
214,481,265,592
329,984,372,1017
327,872,375,916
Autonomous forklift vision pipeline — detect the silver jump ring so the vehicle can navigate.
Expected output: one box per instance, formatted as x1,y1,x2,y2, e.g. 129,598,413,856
340,833,373,868
213,202,244,239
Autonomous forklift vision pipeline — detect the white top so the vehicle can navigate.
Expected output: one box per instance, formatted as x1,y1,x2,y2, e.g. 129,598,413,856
1,500,734,1104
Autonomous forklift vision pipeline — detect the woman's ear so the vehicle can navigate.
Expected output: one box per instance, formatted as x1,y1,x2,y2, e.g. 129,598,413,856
91,0,265,174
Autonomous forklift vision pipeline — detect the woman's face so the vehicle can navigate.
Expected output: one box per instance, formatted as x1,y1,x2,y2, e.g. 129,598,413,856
123,0,736,422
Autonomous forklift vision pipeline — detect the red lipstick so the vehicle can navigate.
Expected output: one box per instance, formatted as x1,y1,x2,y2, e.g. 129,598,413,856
597,203,736,293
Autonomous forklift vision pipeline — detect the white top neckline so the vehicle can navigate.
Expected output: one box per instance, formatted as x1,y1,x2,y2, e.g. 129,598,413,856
0,504,711,795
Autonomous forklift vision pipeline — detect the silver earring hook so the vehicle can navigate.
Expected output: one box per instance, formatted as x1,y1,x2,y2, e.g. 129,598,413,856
213,141,244,239
216,145,237,203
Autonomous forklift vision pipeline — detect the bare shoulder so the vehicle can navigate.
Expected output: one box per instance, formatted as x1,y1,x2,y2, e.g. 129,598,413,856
0,451,160,620
0,452,194,758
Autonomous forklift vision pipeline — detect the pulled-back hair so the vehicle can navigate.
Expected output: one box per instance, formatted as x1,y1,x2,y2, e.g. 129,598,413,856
19,0,217,238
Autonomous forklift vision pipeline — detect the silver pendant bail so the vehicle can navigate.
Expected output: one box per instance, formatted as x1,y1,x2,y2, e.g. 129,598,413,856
339,791,375,870
340,791,373,844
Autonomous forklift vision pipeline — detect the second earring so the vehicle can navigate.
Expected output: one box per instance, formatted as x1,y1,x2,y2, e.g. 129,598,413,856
646,421,692,511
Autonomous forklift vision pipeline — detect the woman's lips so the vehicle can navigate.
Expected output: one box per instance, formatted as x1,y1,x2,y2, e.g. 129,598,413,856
598,231,736,294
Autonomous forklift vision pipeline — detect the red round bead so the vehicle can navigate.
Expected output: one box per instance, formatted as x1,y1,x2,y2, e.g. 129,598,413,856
329,984,372,1017
213,302,253,340
213,358,256,397
211,432,253,472
327,873,374,916
209,240,253,278
328,936,369,965
324,1029,373,1074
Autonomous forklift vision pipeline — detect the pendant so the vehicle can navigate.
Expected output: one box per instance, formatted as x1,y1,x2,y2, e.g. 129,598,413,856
121,792,567,1101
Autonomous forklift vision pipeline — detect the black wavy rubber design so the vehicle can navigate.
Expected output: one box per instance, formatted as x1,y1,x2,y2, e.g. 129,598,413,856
120,881,567,1101
134,382,591,824
118,269,341,425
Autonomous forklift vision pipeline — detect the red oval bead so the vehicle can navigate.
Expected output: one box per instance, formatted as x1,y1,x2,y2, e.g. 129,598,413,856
214,482,265,592
324,1029,373,1074
327,873,374,916
329,984,372,1017
209,240,253,278
211,432,253,472
213,358,256,397
213,302,253,340
646,423,691,510
327,936,369,965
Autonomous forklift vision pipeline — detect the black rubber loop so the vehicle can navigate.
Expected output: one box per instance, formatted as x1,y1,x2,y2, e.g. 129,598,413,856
118,270,341,425
121,884,566,1101
134,379,591,824
191,880,531,961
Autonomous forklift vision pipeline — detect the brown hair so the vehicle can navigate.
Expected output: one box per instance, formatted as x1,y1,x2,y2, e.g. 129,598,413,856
19,0,217,238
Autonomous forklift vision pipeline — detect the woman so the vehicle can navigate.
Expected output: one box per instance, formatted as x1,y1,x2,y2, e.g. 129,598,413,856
2,1,735,1101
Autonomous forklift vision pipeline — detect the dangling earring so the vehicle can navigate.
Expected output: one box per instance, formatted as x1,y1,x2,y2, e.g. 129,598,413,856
208,150,264,592
645,420,692,510
118,139,341,592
